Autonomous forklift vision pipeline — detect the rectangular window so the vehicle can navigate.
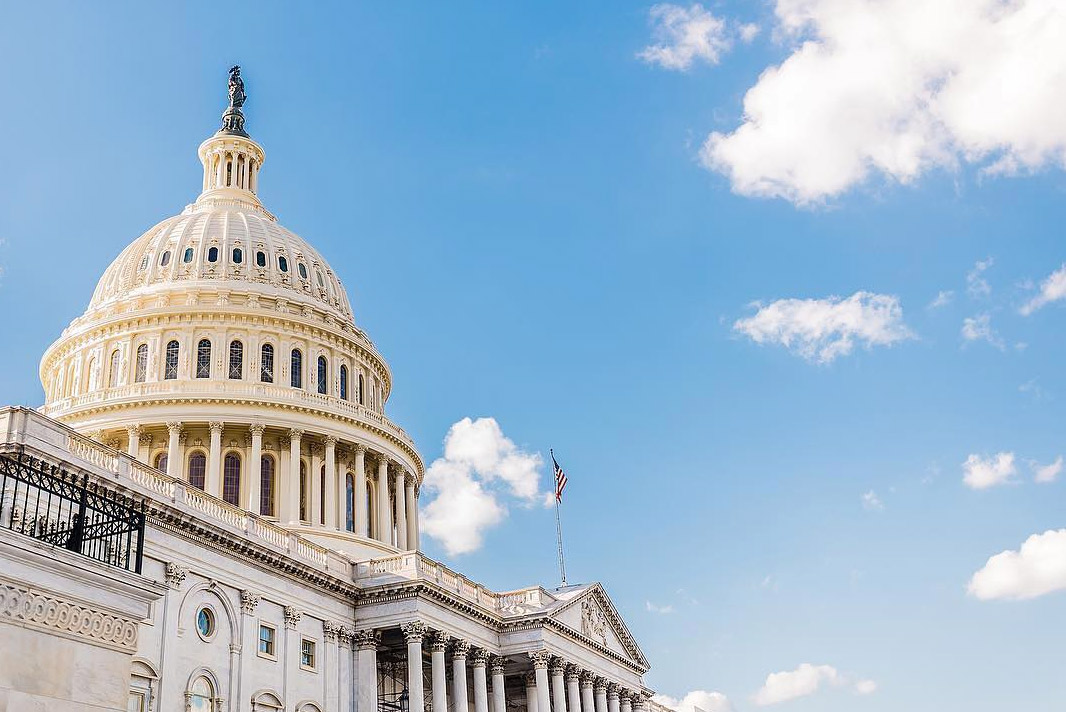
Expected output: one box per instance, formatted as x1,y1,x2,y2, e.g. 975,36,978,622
258,624,276,658
301,638,316,670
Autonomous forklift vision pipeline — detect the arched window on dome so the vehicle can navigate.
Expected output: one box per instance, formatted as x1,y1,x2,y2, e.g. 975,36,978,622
164,340,179,380
339,365,348,400
290,349,303,389
260,455,276,517
232,248,243,264
187,452,206,490
223,453,241,506
278,256,288,273
85,356,97,391
316,269,324,287
299,460,308,522
207,246,219,263
226,158,233,187
317,356,327,395
160,250,171,267
260,344,274,383
196,339,212,378
365,480,375,539
345,473,354,532
256,250,266,268
183,247,194,263
135,344,148,383
228,341,243,380
298,262,308,280
358,373,365,405
186,675,215,712
108,349,121,388
155,452,168,473
66,362,77,397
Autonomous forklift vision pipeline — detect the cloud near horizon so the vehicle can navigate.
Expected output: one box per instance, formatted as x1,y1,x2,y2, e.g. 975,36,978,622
420,417,544,556
654,690,734,712
701,0,1066,205
751,664,875,705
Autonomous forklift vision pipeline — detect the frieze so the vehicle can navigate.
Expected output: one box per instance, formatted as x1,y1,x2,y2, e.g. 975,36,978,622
0,579,139,652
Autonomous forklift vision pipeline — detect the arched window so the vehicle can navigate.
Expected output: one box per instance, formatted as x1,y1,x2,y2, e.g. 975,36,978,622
183,247,194,263
260,455,275,517
345,473,354,532
186,676,215,712
260,344,274,382
256,251,266,267
298,263,308,280
223,453,241,505
299,461,308,522
358,373,365,405
317,356,327,395
340,365,348,400
196,339,211,378
85,356,97,391
365,480,375,538
164,340,179,380
187,452,206,490
207,246,219,262
135,344,148,383
316,270,324,287
278,256,288,273
160,251,171,267
155,452,168,473
108,349,121,388
66,362,77,397
232,248,243,264
228,340,243,380
290,349,303,388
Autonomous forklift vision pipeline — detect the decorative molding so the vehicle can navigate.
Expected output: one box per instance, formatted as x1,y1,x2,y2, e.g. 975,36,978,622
0,579,139,652
164,562,187,589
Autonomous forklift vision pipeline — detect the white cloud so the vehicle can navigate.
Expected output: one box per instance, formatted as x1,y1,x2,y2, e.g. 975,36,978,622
855,680,878,695
738,23,760,43
646,601,675,614
420,417,544,556
969,529,1066,600
733,291,913,364
962,452,1017,490
752,664,844,706
639,4,732,71
1032,456,1062,484
861,490,883,511
701,0,1066,205
654,690,734,712
966,258,994,298
961,313,1003,349
1020,263,1066,315
928,290,954,309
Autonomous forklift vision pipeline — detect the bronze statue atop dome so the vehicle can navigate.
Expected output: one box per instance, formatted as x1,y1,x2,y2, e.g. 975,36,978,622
219,65,249,137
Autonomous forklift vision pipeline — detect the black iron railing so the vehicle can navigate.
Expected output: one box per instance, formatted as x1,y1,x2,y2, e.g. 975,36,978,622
0,451,146,573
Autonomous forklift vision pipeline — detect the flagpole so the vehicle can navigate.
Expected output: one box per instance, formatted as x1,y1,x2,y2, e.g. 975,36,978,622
552,449,568,587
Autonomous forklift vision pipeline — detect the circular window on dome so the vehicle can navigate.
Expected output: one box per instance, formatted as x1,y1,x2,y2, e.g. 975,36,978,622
196,606,216,640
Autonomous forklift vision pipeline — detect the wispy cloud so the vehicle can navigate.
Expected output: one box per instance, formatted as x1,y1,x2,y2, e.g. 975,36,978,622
638,4,757,71
966,258,994,299
646,600,675,614
752,664,875,706
861,490,884,511
1031,456,1062,484
927,290,954,309
1020,263,1066,315
962,452,1017,490
961,313,1004,349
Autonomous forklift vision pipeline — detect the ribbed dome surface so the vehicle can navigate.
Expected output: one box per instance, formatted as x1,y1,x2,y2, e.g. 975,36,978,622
89,201,353,322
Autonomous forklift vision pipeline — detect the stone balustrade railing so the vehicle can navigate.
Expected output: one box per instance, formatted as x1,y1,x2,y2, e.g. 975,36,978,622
0,406,347,577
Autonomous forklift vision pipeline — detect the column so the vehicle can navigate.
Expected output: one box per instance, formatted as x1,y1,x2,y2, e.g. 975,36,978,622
324,436,338,528
490,656,507,712
323,622,340,712
207,421,223,496
354,445,368,536
355,629,380,712
593,679,608,712
406,477,419,550
285,429,303,524
402,622,427,712
619,692,632,712
632,695,646,712
339,628,354,712
472,650,490,712
126,425,141,458
138,434,152,466
431,631,450,712
247,424,264,514
165,422,182,479
238,591,260,709
551,659,567,712
284,607,302,705
452,640,471,712
376,455,391,544
607,684,620,712
580,673,595,712
395,468,409,550
525,673,538,712
310,443,323,525
566,667,582,712
529,652,551,712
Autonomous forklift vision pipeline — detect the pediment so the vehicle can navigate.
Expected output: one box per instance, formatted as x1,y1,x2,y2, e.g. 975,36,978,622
550,584,647,669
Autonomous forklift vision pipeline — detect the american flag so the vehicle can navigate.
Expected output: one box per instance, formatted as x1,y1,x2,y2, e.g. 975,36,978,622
551,450,568,503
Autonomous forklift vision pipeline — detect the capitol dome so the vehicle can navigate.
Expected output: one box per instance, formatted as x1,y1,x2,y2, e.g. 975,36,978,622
39,67,422,560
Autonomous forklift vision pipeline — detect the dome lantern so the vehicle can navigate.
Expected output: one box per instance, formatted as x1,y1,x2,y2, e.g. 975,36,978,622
197,65,265,208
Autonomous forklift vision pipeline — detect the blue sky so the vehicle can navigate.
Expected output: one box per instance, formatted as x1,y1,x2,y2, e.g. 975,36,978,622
2,1,1066,710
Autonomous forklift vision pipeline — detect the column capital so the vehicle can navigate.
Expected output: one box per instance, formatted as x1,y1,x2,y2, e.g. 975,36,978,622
618,690,633,702
178,431,188,445
377,453,393,468
283,606,302,629
209,421,224,433
164,561,187,589
550,658,567,676
430,630,451,652
324,434,338,447
353,443,368,456
471,648,490,667
338,626,354,647
607,683,620,700
528,650,551,670
490,656,506,676
323,620,340,642
126,424,142,437
525,671,538,686
452,639,472,658
310,443,322,457
566,664,581,681
288,428,304,441
249,423,266,437
239,590,260,614
580,671,595,688
593,678,608,694
401,620,428,643
354,629,380,650
166,421,183,434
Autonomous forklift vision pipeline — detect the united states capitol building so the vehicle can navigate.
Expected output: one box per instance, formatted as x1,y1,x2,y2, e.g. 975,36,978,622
0,69,664,712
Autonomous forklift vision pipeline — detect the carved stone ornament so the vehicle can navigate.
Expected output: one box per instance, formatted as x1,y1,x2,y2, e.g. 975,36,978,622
528,649,551,669
240,590,260,614
430,630,451,653
0,580,139,652
593,678,608,694
525,671,537,686
550,658,567,676
164,562,187,589
490,656,506,676
323,620,340,642
452,639,471,658
470,648,490,667
580,671,595,687
354,629,380,650
581,598,608,647
401,620,427,643
338,626,354,646
283,605,302,629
